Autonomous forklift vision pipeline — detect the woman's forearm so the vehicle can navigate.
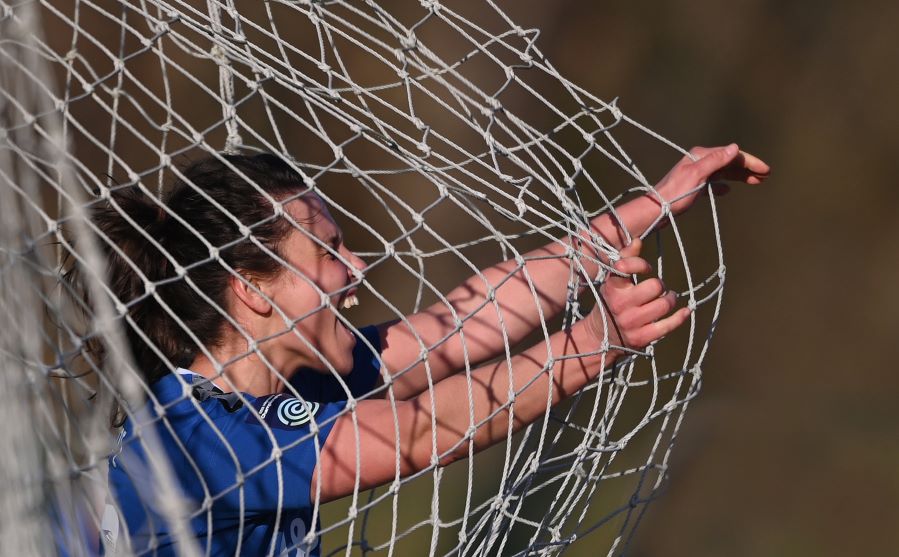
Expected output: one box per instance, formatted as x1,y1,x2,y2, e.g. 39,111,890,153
585,193,665,251
417,319,615,465
382,194,659,400
317,319,615,503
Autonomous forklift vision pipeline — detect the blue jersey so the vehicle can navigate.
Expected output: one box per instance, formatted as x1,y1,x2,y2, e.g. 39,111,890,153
105,326,382,557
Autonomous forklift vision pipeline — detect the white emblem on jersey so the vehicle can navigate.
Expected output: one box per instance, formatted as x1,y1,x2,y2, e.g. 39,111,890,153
100,503,120,551
276,398,319,427
258,394,283,419
277,517,318,556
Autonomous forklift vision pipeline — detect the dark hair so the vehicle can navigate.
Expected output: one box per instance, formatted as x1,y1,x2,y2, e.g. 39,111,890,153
71,153,310,388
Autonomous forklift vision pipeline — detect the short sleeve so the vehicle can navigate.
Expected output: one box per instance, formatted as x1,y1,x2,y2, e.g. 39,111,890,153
186,395,347,515
288,325,382,403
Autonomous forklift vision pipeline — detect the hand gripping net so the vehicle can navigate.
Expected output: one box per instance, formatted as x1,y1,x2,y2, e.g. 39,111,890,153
0,1,726,555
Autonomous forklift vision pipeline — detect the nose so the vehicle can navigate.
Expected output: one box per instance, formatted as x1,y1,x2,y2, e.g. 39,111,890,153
341,245,366,280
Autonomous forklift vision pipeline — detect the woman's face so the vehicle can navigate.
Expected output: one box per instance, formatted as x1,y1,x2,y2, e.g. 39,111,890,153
262,193,366,376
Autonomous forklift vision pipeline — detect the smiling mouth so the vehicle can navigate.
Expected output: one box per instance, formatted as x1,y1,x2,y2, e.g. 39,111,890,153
340,288,359,310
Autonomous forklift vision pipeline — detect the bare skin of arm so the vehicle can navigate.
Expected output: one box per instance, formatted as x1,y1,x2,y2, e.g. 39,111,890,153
376,144,769,401
314,239,691,503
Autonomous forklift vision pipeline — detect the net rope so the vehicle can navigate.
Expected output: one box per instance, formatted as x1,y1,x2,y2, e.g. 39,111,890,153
0,1,725,555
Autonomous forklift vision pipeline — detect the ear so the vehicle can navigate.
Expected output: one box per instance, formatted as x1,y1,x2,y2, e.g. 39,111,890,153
228,273,272,316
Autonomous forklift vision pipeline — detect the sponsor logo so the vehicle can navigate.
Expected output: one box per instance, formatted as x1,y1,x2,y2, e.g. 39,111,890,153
248,395,321,430
277,398,320,427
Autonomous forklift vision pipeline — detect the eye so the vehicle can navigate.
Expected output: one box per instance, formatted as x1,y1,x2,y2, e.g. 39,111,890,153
320,247,338,261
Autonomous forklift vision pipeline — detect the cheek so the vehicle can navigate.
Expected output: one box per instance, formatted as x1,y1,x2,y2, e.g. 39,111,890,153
321,263,348,293
273,275,321,318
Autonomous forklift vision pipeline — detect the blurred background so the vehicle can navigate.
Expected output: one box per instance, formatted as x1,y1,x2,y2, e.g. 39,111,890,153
8,0,897,555
504,1,899,555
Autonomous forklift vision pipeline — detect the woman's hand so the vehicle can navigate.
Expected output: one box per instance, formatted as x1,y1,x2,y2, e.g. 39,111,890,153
586,238,690,351
655,144,770,216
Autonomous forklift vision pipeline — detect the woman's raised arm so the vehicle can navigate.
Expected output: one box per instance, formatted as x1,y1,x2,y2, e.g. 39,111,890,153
375,145,768,401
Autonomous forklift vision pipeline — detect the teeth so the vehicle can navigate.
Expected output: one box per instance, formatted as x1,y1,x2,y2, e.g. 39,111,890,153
342,294,359,309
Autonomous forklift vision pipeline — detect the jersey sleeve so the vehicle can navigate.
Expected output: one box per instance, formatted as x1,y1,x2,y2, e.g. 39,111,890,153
186,394,347,516
288,324,382,403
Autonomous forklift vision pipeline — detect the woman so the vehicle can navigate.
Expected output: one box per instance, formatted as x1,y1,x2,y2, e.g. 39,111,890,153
86,147,768,555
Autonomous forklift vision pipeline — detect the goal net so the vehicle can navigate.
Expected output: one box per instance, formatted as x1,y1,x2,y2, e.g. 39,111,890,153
0,1,724,555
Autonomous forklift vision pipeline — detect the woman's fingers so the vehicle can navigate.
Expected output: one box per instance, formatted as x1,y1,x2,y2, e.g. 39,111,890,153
710,150,771,184
605,238,647,289
737,150,771,176
629,307,692,347
606,256,651,290
683,145,770,185
619,237,642,258
689,144,740,182
625,277,666,306
617,291,676,329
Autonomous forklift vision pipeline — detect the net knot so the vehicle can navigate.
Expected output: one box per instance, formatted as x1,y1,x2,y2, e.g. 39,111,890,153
152,20,171,34
400,34,417,50
490,497,509,512
608,97,623,120
210,44,228,64
420,0,440,13
514,197,527,217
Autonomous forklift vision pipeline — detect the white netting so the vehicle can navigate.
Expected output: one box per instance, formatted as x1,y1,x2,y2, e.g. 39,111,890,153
0,1,725,555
